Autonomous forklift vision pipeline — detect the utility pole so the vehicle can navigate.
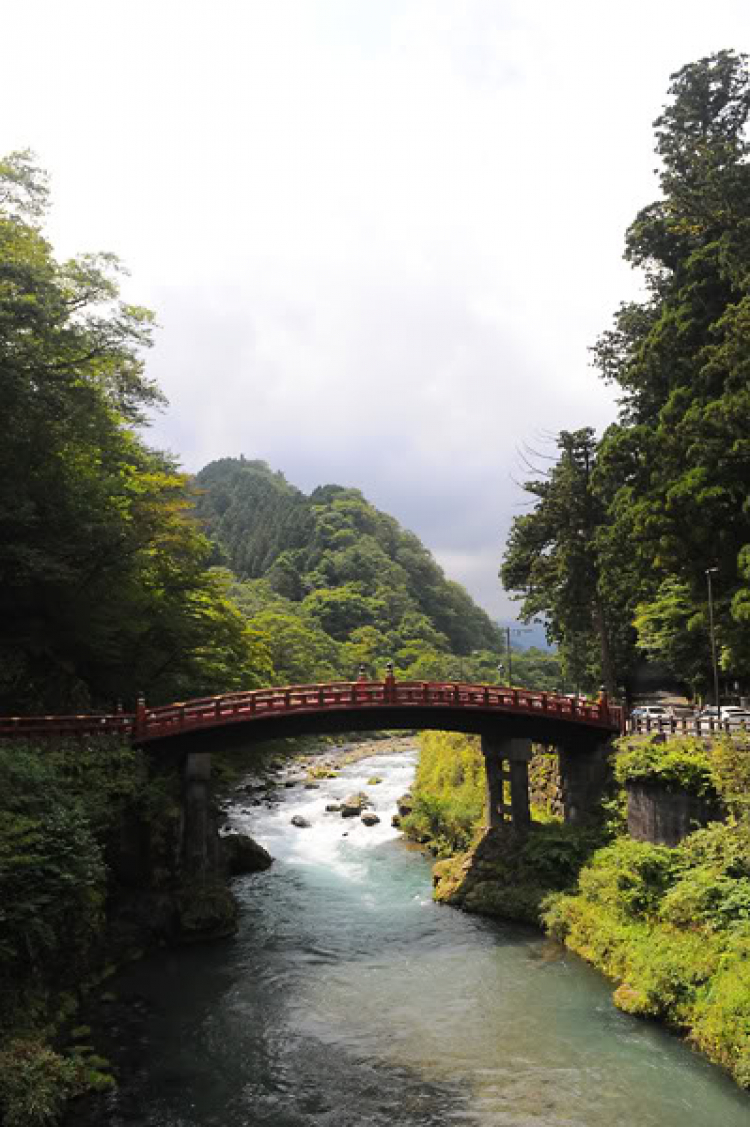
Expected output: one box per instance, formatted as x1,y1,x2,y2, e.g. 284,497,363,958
504,625,533,686
706,567,720,715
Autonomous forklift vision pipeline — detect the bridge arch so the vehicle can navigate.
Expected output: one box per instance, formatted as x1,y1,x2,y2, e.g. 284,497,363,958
0,678,621,865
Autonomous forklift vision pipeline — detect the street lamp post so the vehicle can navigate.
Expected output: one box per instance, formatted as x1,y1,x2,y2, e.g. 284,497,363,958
706,567,720,716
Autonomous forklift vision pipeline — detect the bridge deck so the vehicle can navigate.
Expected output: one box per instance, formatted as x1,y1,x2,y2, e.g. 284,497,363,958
0,680,622,743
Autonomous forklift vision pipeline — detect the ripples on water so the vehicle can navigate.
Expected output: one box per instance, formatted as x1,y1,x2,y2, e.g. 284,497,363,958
95,744,750,1126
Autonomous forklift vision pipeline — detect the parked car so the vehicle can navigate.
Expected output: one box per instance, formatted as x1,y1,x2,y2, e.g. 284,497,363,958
630,705,673,721
699,706,750,725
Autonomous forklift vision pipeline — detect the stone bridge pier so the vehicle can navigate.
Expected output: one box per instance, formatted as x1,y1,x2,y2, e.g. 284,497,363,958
482,736,533,831
182,750,215,879
482,734,612,832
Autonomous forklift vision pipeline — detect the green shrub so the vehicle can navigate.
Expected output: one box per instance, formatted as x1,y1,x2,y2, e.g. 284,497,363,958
0,1040,81,1127
615,735,716,797
401,732,485,854
576,838,679,918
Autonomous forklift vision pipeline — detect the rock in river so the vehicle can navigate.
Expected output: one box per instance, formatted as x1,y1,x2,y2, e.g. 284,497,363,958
291,814,312,829
221,832,273,875
341,792,371,818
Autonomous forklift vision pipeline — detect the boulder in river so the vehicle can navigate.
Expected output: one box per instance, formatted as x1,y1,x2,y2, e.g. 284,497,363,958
396,793,413,817
361,812,381,827
341,792,371,818
291,814,312,829
221,832,273,875
326,803,342,813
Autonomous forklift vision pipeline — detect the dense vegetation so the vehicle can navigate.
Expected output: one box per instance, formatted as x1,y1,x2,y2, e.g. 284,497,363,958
502,51,750,700
545,734,750,1088
0,737,184,1124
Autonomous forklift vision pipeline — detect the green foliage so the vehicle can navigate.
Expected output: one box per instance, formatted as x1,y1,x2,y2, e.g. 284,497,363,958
544,811,750,1087
0,745,107,1017
575,838,680,918
500,428,624,695
708,732,750,818
0,736,184,1043
614,735,717,797
401,731,485,855
0,1039,82,1127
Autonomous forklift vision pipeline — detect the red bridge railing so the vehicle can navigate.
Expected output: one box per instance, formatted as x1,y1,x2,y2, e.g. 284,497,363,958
0,680,622,743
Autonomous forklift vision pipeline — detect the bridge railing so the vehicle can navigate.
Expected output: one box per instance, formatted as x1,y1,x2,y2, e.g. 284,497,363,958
0,681,622,742
0,713,135,739
627,716,750,738
133,681,620,739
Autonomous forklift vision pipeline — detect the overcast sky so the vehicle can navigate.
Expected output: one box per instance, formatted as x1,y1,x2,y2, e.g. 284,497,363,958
2,1,749,621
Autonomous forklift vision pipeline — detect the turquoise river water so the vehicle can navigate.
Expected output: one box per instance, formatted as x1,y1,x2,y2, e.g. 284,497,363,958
95,741,750,1126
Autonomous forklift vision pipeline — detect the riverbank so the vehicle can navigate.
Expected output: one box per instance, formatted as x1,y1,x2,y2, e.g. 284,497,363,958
0,734,244,1127
409,730,750,1092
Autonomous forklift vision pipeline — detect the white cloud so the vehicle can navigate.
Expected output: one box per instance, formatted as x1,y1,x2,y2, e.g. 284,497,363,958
3,0,749,619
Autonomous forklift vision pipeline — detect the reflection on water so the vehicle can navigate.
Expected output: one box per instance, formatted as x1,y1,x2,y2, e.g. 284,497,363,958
91,744,750,1127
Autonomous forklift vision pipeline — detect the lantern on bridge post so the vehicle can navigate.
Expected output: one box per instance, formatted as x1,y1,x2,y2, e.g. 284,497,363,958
598,685,609,719
384,661,396,703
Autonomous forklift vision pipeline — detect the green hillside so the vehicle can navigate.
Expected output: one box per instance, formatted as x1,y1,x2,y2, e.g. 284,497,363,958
193,457,519,684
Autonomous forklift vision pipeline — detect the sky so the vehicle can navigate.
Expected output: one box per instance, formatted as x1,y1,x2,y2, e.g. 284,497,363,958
2,1,749,623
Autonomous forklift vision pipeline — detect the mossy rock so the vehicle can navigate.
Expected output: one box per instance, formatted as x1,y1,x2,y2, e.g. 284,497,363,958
613,982,657,1016
220,832,273,875
174,881,239,941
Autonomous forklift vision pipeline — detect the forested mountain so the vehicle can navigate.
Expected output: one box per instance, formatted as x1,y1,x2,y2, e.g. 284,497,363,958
193,457,527,684
502,51,750,700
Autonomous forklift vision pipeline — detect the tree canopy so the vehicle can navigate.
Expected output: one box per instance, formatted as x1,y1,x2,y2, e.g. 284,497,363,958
0,152,272,711
502,51,750,699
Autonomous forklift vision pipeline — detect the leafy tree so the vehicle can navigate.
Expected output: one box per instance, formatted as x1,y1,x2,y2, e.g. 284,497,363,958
0,151,271,710
592,51,750,688
247,609,341,684
504,53,750,696
501,429,623,694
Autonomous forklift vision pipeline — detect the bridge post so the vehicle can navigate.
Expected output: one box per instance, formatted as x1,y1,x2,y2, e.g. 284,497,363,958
182,751,213,879
481,735,532,833
135,693,146,740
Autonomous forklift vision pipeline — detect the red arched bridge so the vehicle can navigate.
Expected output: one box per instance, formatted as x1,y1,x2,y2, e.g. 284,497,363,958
0,677,622,746
0,679,623,845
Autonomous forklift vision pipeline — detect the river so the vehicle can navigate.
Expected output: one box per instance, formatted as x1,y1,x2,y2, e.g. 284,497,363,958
95,738,750,1126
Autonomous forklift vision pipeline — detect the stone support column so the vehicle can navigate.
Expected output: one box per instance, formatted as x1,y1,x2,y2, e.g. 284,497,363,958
481,735,532,833
182,751,212,880
558,739,612,824
482,739,504,828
